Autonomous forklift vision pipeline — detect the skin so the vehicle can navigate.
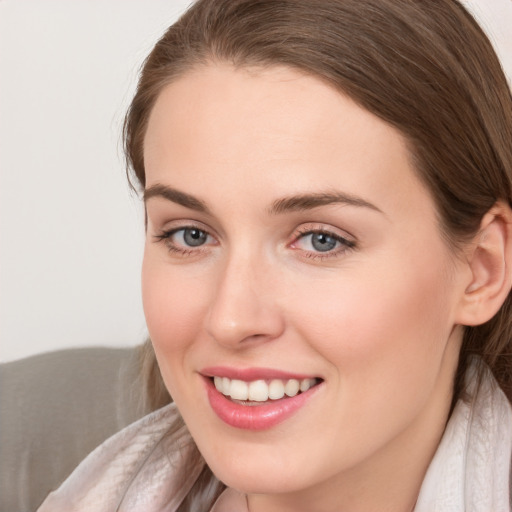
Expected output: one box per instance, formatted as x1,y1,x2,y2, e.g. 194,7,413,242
141,64,474,512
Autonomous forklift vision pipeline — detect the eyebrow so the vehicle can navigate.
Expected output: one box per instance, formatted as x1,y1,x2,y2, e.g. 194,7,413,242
269,191,383,215
144,184,382,217
144,184,210,214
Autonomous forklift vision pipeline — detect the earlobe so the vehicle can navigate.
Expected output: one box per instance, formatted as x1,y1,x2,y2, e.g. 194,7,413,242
456,201,512,326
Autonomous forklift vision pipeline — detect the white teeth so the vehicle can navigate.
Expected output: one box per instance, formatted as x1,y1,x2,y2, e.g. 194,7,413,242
284,379,300,397
229,379,248,400
213,376,318,401
268,379,285,400
300,378,315,392
222,377,230,395
248,380,269,401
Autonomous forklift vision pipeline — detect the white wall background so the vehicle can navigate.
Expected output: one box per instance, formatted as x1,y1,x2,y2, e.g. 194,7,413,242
1,0,511,363
0,0,192,362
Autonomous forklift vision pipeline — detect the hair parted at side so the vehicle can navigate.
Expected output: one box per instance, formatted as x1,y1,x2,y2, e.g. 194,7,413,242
124,0,512,508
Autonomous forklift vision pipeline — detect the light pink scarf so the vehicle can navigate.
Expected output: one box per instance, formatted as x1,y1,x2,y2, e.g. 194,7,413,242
38,360,511,512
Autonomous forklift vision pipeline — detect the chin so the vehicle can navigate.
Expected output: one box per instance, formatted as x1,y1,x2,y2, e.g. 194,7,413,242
201,446,315,495
214,469,298,495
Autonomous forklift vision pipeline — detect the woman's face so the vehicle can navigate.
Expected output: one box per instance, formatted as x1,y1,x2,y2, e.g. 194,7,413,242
142,64,468,503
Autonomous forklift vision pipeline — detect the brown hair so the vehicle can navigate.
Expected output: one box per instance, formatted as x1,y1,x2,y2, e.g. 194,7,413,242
124,0,512,507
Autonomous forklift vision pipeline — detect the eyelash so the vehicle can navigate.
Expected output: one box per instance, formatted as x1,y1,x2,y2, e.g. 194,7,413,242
153,225,214,257
153,225,356,260
290,227,356,260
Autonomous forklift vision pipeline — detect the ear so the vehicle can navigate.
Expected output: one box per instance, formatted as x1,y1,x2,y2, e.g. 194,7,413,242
455,201,512,326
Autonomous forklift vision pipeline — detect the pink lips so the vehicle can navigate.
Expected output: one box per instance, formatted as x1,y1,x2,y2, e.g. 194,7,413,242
201,367,322,431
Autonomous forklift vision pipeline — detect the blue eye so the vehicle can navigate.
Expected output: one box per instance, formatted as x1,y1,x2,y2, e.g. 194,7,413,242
308,232,338,252
178,228,208,247
292,229,355,257
154,226,214,254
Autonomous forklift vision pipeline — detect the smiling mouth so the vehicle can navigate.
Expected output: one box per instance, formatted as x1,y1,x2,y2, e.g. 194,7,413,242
204,373,323,429
211,376,322,403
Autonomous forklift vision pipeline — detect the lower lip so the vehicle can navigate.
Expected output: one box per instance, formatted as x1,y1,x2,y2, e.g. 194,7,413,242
204,378,321,430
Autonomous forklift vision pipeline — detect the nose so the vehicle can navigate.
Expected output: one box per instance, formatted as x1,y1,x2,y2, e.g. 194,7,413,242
205,253,285,349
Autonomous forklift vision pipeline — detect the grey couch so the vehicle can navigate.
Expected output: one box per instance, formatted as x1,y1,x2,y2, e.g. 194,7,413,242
0,346,150,512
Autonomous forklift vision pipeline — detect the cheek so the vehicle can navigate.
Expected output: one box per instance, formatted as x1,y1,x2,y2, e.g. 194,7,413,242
280,253,458,458
289,248,456,383
141,255,208,375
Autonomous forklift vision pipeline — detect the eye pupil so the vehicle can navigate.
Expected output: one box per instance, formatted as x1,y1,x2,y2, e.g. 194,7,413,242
184,228,207,246
311,233,337,252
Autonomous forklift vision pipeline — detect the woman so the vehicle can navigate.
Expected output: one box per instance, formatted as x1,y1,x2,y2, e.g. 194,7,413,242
38,0,512,510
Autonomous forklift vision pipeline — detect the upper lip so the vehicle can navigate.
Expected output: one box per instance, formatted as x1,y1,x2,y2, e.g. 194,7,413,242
200,366,320,381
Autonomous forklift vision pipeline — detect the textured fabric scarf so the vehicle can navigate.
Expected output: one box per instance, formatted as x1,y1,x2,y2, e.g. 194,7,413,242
38,360,511,512
414,362,512,511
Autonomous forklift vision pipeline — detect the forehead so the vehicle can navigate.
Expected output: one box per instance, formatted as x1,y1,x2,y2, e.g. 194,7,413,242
143,63,432,221
144,63,398,157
